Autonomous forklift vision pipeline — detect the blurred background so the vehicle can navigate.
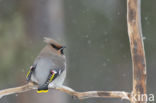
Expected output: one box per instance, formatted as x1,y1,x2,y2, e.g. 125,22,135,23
0,0,155,103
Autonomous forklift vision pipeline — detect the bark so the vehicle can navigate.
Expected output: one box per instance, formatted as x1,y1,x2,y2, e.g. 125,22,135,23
127,0,147,103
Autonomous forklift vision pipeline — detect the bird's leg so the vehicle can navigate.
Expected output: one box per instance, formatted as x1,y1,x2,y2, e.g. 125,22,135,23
26,66,35,81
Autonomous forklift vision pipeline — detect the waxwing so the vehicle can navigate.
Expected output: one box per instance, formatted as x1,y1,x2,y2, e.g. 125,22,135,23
26,37,66,93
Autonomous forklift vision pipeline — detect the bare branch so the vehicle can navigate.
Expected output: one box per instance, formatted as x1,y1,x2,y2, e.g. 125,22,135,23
0,82,36,98
56,86,130,100
127,0,147,103
0,82,130,100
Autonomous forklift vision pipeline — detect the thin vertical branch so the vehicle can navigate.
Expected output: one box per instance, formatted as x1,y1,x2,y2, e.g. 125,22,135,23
127,0,147,103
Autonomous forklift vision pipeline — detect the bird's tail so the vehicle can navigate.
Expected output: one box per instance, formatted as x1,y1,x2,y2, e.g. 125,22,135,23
37,86,49,93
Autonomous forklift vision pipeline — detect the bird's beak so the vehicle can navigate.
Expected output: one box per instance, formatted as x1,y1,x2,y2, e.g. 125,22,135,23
62,46,66,49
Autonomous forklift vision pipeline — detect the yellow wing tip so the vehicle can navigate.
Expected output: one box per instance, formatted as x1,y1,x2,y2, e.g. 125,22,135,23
26,70,31,78
37,90,48,93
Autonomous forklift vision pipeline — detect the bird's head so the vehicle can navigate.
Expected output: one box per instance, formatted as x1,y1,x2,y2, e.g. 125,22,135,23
44,37,66,55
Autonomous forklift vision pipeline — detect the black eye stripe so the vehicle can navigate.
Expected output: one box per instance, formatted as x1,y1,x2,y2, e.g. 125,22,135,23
51,44,61,50
50,44,65,55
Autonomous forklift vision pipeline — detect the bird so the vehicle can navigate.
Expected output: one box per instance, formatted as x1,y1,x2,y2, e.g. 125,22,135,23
26,37,66,93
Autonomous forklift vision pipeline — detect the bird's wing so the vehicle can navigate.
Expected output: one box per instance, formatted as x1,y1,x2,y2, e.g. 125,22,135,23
49,64,65,82
26,65,36,82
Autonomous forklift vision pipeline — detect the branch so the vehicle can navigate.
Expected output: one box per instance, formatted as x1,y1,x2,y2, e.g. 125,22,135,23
127,0,147,103
0,82,36,98
0,82,130,100
56,86,130,100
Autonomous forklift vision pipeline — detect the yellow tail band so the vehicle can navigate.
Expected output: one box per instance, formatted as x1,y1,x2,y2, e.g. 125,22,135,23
37,90,48,93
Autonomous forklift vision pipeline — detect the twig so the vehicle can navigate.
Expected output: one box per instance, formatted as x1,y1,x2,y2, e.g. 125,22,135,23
56,86,130,100
0,82,130,100
127,0,147,103
0,82,36,98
